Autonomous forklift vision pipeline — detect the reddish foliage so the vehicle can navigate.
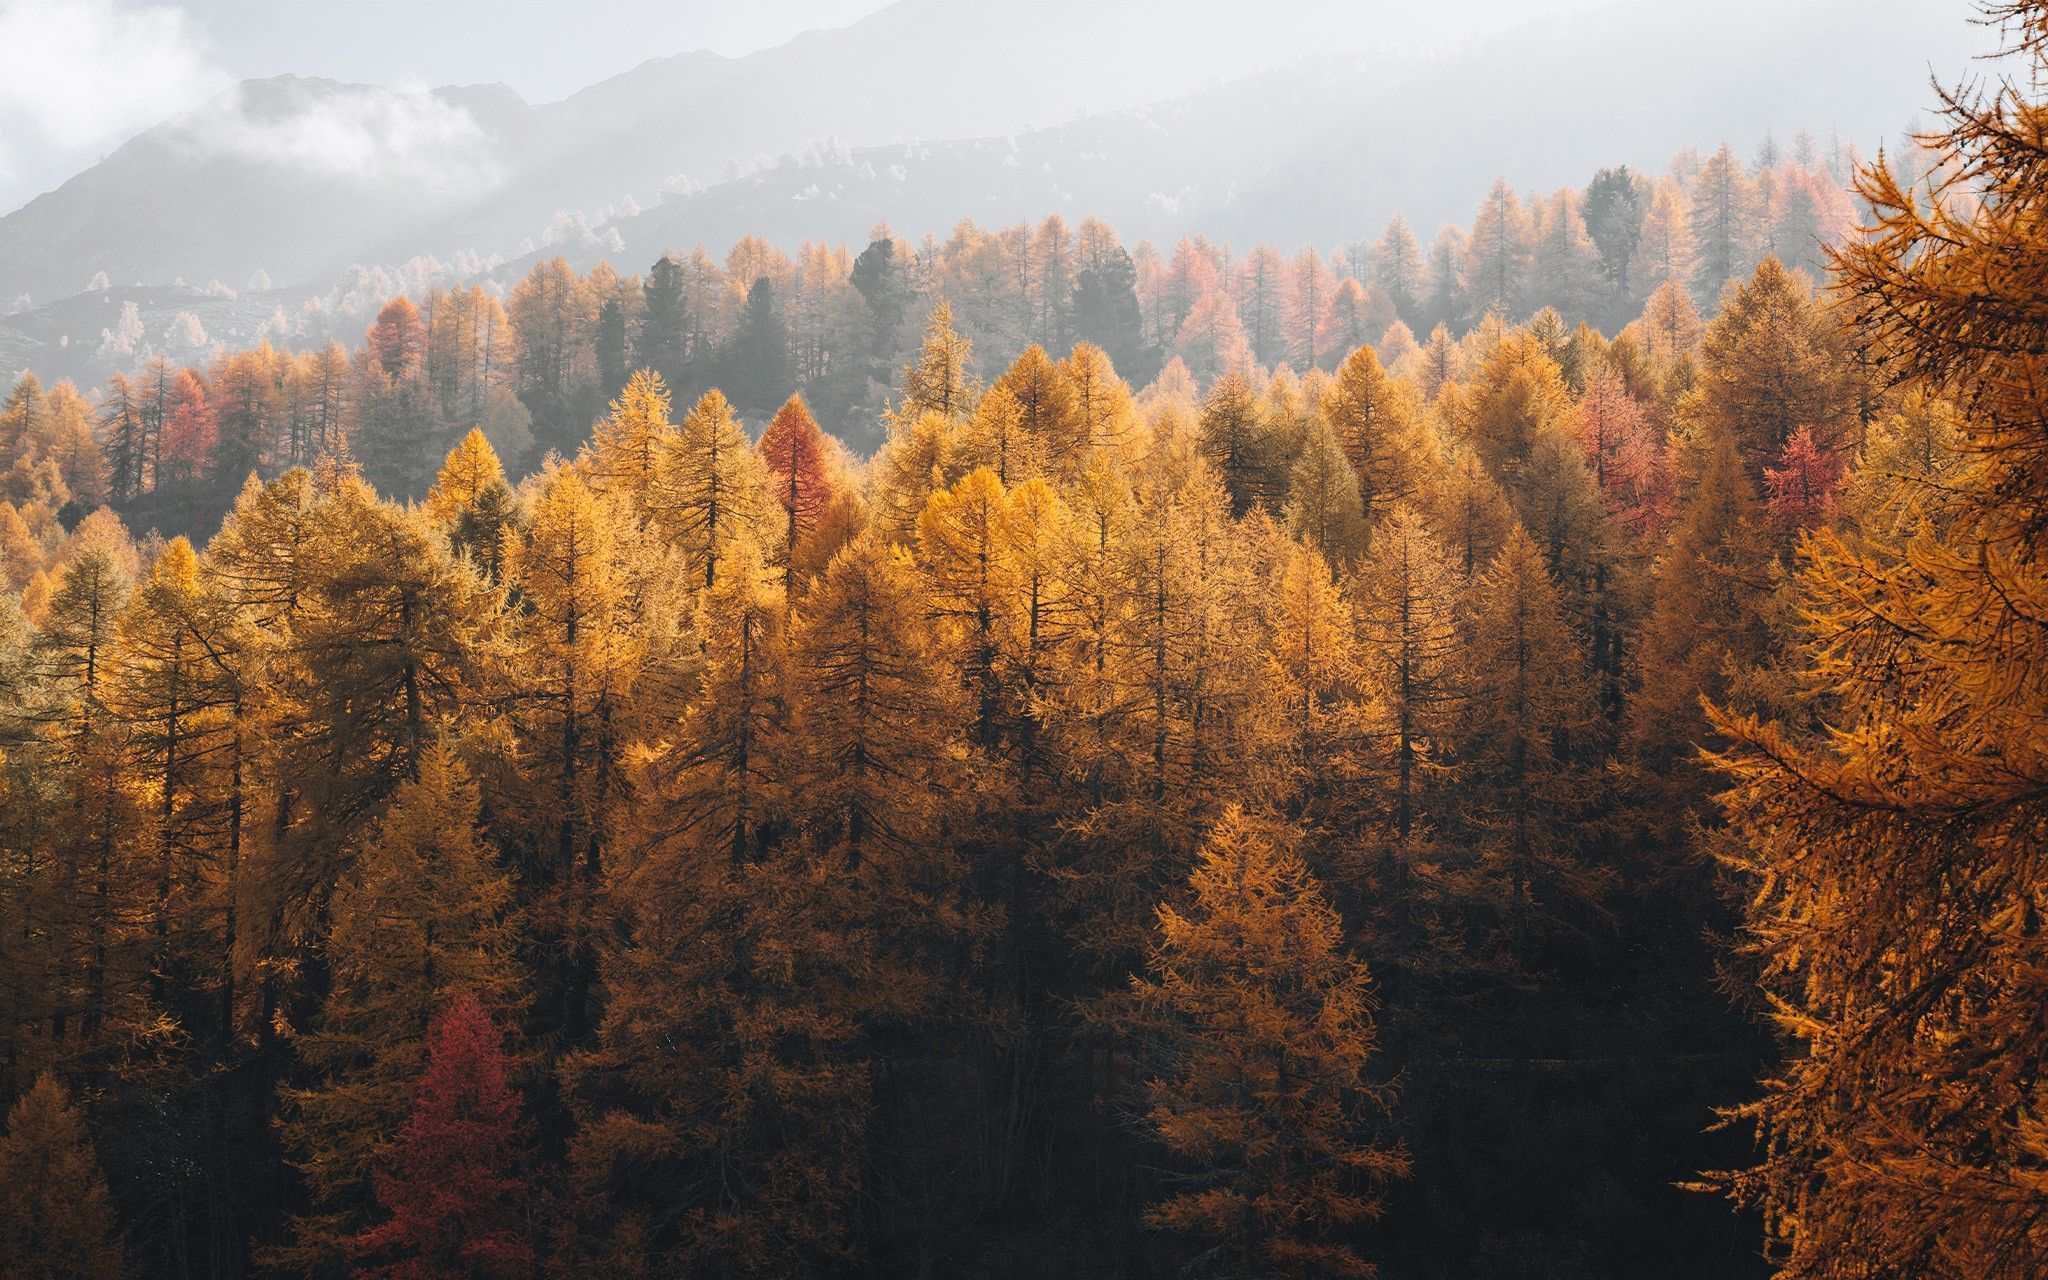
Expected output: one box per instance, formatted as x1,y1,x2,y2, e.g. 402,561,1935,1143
759,394,837,527
160,368,217,484
350,992,535,1280
1765,425,1845,531
1573,372,1674,534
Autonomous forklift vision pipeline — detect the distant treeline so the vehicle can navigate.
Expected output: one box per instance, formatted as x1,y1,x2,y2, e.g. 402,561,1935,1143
0,138,1864,550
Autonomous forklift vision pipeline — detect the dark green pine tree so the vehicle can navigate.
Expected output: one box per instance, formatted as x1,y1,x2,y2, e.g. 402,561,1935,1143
638,251,690,391
851,233,913,385
595,295,630,402
725,277,793,422
1582,165,1646,323
1072,244,1153,381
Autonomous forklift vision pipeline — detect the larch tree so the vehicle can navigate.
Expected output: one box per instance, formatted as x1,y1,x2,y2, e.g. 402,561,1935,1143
366,297,427,380
1125,807,1406,1280
1629,276,1705,369
1680,256,1858,485
757,395,840,595
277,742,521,1276
1282,413,1368,571
957,381,1046,489
1463,177,1536,319
259,472,498,965
26,542,134,1044
1322,345,1428,536
1347,504,1470,991
1762,425,1846,532
918,467,1018,758
0,1074,127,1280
1196,373,1280,518
894,299,977,425
1630,432,1775,796
666,389,776,589
1233,245,1290,367
643,529,786,869
1627,177,1696,312
1459,526,1605,962
1285,247,1337,369
1353,504,1465,848
1174,289,1256,384
1368,215,1424,322
424,429,518,581
786,532,963,877
348,992,536,1280
991,344,1084,473
109,538,245,1020
1314,278,1385,372
1706,12,2048,1272
1066,340,1139,459
586,367,675,522
503,468,642,1042
1260,539,1368,819
158,369,216,489
1418,441,1515,580
566,682,870,1280
870,408,961,543
1687,143,1764,305
559,529,870,1279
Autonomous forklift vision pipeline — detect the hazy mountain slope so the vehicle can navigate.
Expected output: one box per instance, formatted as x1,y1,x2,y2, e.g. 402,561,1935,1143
1224,0,1980,242
506,0,1980,276
0,0,1475,303
0,77,540,302
0,0,1985,309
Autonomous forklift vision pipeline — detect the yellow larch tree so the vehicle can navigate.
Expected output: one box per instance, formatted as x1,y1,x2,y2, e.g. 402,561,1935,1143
667,389,776,589
274,740,521,1277
1124,806,1406,1280
1705,11,2048,1272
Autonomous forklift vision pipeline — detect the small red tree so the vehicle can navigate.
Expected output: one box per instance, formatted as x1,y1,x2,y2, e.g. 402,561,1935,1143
159,367,217,486
350,992,536,1280
1573,372,1673,533
1764,424,1844,531
757,394,839,590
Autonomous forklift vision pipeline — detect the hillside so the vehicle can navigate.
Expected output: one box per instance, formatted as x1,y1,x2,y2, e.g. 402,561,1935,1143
0,0,1981,309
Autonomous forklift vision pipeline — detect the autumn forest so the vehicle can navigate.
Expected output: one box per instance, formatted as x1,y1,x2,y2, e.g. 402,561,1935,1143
1,3,2045,1279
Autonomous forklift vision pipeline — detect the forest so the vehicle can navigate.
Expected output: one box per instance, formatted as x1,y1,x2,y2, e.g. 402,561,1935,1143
1,2,2045,1279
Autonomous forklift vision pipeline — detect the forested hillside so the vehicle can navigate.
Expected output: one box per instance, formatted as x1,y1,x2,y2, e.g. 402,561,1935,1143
1,3,2044,1279
3,132,1863,544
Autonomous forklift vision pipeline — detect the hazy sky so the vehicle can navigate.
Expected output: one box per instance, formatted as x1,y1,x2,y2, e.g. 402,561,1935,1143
177,1,894,99
0,0,1985,214
0,0,896,209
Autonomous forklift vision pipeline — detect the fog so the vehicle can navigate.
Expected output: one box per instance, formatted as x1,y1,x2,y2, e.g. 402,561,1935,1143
0,0,1994,308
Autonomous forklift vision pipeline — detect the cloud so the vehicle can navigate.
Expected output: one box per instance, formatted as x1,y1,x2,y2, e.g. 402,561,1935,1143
0,1,496,202
172,81,500,189
0,0,224,171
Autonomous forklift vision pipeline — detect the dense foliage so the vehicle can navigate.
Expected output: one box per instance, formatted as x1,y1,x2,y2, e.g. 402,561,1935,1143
2,5,2041,1277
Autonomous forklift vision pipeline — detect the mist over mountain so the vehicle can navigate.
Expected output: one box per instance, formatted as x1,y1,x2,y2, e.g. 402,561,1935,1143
0,0,1982,316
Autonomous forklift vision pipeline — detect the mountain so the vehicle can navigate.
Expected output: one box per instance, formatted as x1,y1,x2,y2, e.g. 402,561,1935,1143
0,0,1508,304
0,0,1988,321
490,0,1984,278
0,76,541,302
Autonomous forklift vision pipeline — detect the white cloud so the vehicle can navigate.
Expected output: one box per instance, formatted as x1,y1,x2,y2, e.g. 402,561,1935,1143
0,0,224,173
172,81,498,187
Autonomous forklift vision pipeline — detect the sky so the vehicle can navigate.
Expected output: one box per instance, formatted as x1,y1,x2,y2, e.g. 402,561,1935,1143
0,0,893,210
0,0,1989,216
